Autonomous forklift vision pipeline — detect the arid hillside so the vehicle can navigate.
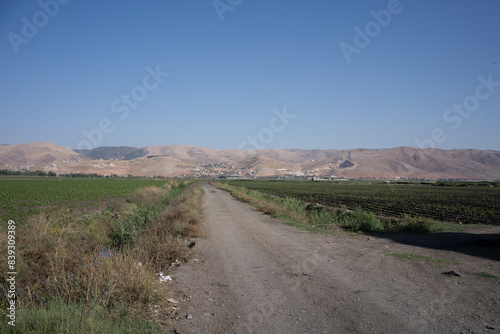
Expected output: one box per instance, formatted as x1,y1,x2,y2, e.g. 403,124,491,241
1,143,499,180
0,143,87,167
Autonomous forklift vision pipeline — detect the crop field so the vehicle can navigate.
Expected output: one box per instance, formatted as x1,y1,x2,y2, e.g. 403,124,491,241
0,178,166,225
227,180,500,225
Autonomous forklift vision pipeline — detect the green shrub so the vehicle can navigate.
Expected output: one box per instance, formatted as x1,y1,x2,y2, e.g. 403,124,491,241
280,197,306,217
312,209,333,225
110,209,157,248
336,209,384,233
386,215,434,234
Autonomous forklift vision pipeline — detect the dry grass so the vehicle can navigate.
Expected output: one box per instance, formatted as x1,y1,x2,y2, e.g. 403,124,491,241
137,183,204,272
0,181,204,329
128,186,166,209
4,213,164,309
13,213,99,290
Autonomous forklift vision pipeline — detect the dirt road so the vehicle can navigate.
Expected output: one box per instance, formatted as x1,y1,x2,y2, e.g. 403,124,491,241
167,184,500,333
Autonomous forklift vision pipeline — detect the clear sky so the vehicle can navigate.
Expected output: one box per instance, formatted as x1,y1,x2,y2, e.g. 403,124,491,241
1,0,499,151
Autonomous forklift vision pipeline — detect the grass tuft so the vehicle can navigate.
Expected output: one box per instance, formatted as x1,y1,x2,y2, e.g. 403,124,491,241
335,209,384,233
472,272,499,280
385,214,434,234
388,252,459,265
0,299,165,334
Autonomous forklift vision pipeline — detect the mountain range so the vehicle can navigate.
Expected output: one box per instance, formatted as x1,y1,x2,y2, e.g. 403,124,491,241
1,142,499,180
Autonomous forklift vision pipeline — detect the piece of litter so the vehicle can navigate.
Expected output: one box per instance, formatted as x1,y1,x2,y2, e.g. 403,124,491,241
441,271,460,277
167,298,179,304
159,272,173,282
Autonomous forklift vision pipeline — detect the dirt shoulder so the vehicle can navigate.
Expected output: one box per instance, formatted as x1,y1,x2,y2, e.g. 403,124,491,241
165,184,500,334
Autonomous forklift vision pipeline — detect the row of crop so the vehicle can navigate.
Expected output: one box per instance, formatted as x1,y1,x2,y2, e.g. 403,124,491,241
227,180,500,225
0,179,167,225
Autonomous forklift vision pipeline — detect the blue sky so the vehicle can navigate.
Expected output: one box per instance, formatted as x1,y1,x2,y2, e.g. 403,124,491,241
1,0,499,151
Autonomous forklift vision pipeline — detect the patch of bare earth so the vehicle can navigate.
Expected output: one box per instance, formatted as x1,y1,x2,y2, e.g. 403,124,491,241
164,184,500,334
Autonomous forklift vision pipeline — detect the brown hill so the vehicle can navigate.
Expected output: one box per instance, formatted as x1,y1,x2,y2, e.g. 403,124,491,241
1,143,499,180
145,145,226,164
0,142,86,167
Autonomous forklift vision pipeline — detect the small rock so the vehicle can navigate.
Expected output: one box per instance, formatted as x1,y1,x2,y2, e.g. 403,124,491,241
485,324,495,330
442,271,461,277
367,237,374,241
189,241,196,248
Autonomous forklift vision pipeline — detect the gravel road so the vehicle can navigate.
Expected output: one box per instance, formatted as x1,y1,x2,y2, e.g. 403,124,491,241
166,184,500,334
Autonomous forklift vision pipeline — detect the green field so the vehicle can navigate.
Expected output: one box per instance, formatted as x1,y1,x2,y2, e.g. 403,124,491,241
0,178,167,225
226,180,500,225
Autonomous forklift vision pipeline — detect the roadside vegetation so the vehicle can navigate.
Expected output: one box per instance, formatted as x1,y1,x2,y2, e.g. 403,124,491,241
216,181,496,235
0,179,203,333
226,180,500,225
